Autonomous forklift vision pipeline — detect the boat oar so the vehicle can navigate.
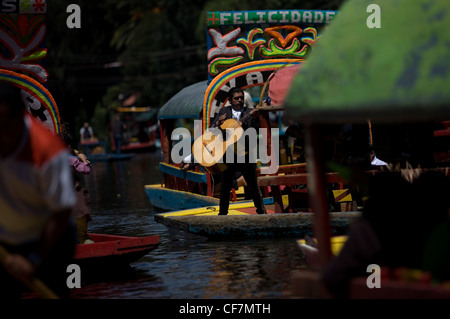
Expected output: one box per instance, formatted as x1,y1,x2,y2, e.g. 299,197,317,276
0,244,60,299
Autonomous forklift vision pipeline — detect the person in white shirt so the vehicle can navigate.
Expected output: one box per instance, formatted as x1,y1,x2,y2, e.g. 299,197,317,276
80,122,95,143
370,148,388,166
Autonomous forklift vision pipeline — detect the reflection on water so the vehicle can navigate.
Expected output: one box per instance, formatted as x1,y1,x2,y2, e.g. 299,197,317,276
73,152,308,299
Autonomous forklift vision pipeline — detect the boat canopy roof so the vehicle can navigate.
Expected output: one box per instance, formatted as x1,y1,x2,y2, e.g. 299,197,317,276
158,81,207,120
285,0,450,124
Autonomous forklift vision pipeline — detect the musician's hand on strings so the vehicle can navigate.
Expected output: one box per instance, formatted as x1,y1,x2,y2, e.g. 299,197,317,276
217,114,226,126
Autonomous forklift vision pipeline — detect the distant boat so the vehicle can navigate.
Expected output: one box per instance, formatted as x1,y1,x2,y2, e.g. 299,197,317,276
111,106,158,153
78,140,133,162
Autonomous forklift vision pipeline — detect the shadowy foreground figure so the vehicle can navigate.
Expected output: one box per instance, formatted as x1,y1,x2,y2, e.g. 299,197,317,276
0,82,77,299
322,170,450,298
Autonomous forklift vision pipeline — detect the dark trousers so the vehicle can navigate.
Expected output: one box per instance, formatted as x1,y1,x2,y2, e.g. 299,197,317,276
114,136,122,154
219,163,266,215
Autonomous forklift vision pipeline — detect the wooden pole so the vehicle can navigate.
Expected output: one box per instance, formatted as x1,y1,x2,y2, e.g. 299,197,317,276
305,124,332,267
368,119,373,146
0,244,59,299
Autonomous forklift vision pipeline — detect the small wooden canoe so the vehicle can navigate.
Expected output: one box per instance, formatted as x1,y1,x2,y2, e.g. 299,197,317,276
74,233,160,270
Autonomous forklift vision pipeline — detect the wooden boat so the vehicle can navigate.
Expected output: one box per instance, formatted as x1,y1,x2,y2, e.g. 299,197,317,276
86,153,133,162
111,106,158,153
146,10,338,212
145,173,276,211
74,233,160,269
145,155,311,211
150,9,374,243
433,120,450,165
146,184,219,211
293,234,450,299
145,161,223,211
285,0,450,299
78,140,134,162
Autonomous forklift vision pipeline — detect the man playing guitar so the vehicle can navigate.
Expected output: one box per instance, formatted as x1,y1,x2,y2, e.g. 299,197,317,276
210,87,266,215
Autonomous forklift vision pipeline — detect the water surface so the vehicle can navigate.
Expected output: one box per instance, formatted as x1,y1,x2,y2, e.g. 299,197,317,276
72,152,308,299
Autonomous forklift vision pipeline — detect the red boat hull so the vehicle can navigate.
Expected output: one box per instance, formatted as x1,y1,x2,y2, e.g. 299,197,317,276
74,233,160,269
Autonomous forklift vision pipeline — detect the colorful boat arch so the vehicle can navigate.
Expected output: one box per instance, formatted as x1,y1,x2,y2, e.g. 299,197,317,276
202,59,302,131
0,69,60,134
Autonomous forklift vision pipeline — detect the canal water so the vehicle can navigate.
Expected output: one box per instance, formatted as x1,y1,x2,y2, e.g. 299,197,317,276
71,152,308,299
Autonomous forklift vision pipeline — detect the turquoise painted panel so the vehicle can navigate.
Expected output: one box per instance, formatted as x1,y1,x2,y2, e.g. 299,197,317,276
159,162,208,184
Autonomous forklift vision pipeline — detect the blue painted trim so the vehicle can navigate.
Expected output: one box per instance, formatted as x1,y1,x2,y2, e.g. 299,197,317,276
159,162,208,184
146,184,273,211
145,185,218,211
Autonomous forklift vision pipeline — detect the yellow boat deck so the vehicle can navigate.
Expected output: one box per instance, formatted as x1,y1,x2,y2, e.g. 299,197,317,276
156,194,290,217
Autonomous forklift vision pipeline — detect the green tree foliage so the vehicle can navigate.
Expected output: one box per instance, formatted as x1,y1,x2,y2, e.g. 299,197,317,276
111,0,208,107
46,0,126,141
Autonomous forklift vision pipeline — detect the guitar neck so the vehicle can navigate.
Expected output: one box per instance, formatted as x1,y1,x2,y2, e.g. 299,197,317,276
239,107,259,124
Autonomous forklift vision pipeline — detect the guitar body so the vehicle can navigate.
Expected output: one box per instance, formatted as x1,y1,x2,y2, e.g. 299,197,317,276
192,119,244,167
220,118,241,130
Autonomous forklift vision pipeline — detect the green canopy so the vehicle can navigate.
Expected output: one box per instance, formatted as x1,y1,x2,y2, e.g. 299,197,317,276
285,0,450,124
158,81,207,120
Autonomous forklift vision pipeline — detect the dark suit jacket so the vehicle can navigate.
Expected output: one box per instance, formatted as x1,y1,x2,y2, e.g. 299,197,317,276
209,105,260,163
210,105,258,130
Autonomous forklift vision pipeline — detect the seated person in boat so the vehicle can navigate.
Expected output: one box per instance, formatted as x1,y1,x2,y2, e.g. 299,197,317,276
80,121,97,144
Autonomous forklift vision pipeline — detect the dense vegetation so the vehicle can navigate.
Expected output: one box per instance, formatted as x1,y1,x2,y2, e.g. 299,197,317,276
45,0,343,142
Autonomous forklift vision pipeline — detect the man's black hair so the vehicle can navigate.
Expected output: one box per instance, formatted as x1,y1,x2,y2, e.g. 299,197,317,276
228,87,244,100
